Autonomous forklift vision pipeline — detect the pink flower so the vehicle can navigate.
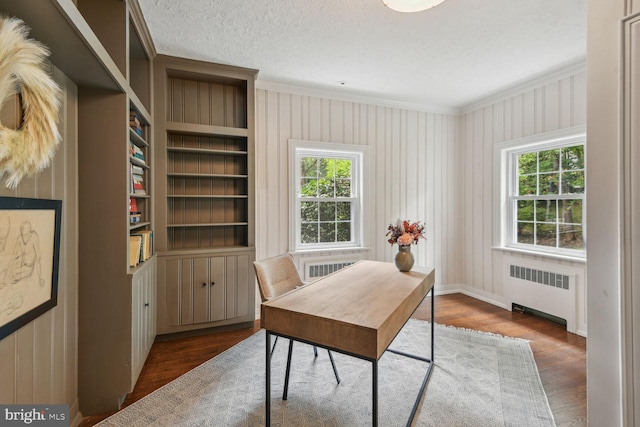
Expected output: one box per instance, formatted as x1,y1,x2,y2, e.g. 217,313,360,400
397,233,414,246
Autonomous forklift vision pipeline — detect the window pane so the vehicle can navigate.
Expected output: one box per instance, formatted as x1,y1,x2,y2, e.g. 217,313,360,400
323,158,336,178
539,149,559,173
319,222,335,243
539,173,559,195
336,202,351,221
517,200,534,221
536,223,557,247
517,223,534,244
300,178,317,197
300,157,318,177
337,222,351,242
518,153,537,175
536,200,557,222
508,140,585,254
561,171,585,194
559,224,584,250
316,177,335,197
319,202,336,221
518,174,536,195
301,223,318,244
562,145,584,170
335,158,352,176
294,144,362,250
335,178,351,197
300,201,318,222
559,199,582,225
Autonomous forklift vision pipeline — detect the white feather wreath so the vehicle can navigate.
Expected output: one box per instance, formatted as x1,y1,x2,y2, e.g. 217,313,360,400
0,16,61,189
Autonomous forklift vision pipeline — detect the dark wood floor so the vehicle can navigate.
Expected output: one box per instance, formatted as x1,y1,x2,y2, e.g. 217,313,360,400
80,293,586,426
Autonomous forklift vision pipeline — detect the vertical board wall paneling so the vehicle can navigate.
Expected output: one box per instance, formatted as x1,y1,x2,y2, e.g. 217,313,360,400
462,115,474,287
255,89,457,286
265,90,281,254
254,90,268,262
460,69,587,332
472,110,484,290
277,92,292,256
425,113,436,275
482,107,495,295
543,82,560,132
0,67,78,418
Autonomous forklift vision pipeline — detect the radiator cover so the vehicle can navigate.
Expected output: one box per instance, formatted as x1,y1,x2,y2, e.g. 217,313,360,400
503,255,579,333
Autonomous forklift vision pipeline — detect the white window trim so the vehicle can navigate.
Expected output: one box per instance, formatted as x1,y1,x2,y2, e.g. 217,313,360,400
288,139,368,253
493,125,587,260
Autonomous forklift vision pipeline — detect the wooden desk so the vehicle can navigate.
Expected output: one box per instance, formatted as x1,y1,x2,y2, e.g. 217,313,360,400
261,260,435,426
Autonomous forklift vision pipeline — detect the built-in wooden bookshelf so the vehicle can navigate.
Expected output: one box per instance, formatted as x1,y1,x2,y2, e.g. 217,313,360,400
165,132,249,249
72,0,157,416
153,55,257,335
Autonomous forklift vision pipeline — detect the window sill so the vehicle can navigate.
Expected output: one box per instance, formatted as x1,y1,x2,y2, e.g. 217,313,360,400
492,246,586,264
291,246,370,255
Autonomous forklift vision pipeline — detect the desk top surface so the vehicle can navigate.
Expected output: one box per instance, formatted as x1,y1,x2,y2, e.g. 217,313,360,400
261,260,435,359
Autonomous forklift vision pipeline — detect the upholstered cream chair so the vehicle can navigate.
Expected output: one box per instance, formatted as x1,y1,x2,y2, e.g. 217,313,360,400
254,253,340,400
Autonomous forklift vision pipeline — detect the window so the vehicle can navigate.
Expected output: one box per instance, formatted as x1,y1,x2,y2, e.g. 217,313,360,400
289,140,366,252
496,128,586,259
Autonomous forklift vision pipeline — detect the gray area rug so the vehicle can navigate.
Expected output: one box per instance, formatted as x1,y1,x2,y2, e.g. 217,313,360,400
97,319,555,426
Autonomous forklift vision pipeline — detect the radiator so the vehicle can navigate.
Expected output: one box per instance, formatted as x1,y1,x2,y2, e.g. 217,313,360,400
503,255,578,333
303,257,361,281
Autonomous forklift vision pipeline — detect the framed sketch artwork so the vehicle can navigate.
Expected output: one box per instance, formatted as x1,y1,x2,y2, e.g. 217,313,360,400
0,197,62,341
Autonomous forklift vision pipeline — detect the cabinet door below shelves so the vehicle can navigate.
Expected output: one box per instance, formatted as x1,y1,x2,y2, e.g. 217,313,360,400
164,254,251,328
193,257,225,324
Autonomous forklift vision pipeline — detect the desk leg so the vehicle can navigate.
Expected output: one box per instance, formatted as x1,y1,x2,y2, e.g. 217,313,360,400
431,288,434,362
265,331,271,426
372,360,378,427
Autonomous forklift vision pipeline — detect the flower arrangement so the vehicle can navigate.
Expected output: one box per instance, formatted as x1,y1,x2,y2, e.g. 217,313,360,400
386,219,426,246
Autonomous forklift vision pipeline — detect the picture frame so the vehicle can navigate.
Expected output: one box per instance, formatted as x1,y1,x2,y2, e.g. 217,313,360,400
0,197,62,341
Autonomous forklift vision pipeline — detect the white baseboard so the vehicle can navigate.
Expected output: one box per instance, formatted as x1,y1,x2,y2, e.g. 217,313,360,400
436,283,587,337
434,283,510,311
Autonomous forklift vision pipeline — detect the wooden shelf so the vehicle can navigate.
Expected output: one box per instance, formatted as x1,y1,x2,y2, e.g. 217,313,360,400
130,156,149,168
130,221,151,231
166,147,247,155
130,128,149,147
166,122,248,138
167,195,248,199
167,173,246,178
167,222,249,228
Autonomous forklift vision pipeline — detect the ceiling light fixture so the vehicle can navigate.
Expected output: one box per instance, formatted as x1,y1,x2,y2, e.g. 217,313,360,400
382,0,446,13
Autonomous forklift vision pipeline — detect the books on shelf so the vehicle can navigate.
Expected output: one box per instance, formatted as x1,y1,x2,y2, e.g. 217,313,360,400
129,110,143,137
130,165,146,195
129,141,146,164
129,235,143,267
129,230,153,267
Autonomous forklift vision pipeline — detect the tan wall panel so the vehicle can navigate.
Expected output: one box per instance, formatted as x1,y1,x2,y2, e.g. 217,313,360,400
0,66,79,419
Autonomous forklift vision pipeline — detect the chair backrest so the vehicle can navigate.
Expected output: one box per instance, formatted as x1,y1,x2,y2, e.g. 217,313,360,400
253,253,305,302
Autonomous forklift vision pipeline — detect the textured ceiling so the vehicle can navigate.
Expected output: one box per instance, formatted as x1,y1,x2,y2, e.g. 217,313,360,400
137,0,586,110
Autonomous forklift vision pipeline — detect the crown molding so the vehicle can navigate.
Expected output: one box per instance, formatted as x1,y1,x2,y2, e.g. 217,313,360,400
255,58,586,118
255,79,461,116
460,58,587,115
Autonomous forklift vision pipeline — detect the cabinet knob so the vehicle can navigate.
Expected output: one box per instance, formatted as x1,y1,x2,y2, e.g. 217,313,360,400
144,302,149,307
202,282,207,287
210,281,215,286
